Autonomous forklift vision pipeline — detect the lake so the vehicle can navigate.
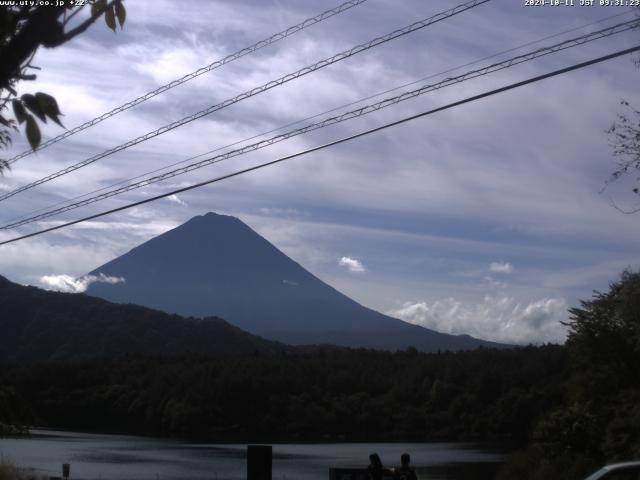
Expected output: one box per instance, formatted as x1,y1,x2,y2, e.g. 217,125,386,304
0,430,505,480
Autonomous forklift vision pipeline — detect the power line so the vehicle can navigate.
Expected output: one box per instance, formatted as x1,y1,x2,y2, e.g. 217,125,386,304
0,0,489,203
1,44,638,247
6,0,370,165
5,9,634,228
3,18,637,230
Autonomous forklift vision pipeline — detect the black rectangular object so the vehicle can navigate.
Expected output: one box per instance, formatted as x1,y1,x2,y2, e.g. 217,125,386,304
247,445,272,480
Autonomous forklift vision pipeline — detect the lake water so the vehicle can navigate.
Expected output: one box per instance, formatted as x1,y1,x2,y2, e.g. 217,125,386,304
0,430,505,480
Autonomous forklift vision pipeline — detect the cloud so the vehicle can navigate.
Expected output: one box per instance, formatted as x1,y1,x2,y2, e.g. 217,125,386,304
258,207,301,218
40,273,126,293
388,296,568,344
339,256,365,273
167,194,187,206
489,262,514,274
0,232,125,287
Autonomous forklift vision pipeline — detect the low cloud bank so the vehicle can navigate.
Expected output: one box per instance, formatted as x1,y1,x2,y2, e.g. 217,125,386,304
40,273,126,293
388,296,568,344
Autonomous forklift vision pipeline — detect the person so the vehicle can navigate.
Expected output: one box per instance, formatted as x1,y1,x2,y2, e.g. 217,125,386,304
395,453,417,480
367,453,384,480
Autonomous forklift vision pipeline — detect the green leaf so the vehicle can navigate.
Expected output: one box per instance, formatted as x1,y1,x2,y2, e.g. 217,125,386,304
49,113,65,128
22,94,47,123
105,4,117,32
35,92,61,116
25,114,41,150
91,0,107,17
115,1,126,28
12,99,26,124
35,92,64,127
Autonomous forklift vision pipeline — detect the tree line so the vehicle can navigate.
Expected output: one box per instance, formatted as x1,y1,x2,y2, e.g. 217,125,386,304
1,344,568,443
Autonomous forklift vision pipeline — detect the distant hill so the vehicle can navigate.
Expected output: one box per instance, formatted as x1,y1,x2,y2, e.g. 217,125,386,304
0,275,286,361
87,212,508,352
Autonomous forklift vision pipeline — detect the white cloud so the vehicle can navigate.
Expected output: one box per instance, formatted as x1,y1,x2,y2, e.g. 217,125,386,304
40,273,126,293
489,262,514,274
388,296,569,345
339,256,365,273
167,194,187,206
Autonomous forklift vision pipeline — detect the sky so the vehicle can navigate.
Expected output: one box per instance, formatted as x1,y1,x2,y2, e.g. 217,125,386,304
1,0,639,345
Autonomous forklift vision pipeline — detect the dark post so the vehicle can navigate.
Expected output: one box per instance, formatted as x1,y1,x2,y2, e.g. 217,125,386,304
247,445,272,480
62,464,70,480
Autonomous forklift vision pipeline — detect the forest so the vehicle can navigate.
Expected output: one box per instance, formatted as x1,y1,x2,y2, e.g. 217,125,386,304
0,344,568,442
1,271,639,480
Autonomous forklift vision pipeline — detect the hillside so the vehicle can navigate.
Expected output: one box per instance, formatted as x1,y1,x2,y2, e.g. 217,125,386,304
0,275,287,361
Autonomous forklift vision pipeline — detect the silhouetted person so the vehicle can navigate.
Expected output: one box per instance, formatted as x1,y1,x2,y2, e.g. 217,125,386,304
368,453,384,480
396,453,417,480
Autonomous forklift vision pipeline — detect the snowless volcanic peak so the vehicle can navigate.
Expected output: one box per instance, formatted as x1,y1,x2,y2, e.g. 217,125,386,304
87,212,508,352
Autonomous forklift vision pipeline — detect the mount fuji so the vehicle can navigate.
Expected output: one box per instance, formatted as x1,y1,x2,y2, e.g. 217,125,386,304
86,213,507,351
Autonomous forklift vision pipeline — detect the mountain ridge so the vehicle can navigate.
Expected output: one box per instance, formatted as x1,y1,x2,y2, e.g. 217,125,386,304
0,274,287,361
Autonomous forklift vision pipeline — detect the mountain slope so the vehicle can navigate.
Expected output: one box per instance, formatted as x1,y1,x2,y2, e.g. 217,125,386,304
87,212,507,351
0,275,286,361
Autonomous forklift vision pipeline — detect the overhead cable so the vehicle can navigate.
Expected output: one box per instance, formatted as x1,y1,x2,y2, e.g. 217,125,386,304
6,0,370,164
5,8,633,227
2,18,637,230
0,0,489,203
2,7,634,229
1,44,638,246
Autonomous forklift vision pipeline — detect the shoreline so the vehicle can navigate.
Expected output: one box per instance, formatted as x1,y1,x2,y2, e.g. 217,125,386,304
0,430,505,480
0,424,30,438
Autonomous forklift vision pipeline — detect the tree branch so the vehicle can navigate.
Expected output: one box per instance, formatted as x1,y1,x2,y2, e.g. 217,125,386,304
59,1,116,45
62,4,86,27
608,195,640,215
0,6,66,88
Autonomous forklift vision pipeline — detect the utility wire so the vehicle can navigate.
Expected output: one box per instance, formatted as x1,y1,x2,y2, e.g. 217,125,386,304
6,0,370,165
2,8,635,235
4,9,634,228
1,44,638,247
0,0,489,203
2,18,637,230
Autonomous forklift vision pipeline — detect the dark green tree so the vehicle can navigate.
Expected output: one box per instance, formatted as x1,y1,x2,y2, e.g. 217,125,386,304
564,270,640,383
605,8,640,211
607,101,640,212
498,271,640,480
